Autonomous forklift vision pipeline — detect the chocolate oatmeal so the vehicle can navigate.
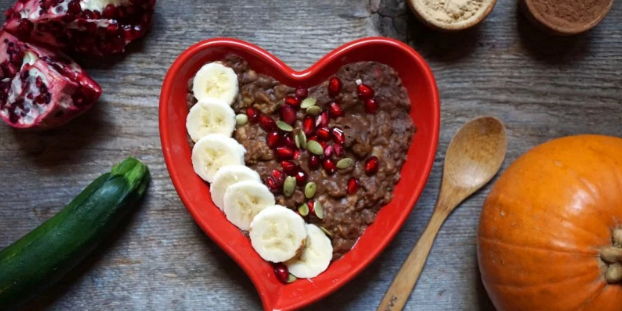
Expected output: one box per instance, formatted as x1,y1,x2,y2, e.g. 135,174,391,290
188,55,415,260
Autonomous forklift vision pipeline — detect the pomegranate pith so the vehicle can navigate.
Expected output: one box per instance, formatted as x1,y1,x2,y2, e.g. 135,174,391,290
328,76,342,97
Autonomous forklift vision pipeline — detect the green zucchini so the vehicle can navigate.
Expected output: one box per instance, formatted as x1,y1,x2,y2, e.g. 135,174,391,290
0,157,150,311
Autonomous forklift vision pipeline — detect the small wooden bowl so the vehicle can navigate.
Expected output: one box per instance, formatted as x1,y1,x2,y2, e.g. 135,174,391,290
522,0,614,35
408,0,497,31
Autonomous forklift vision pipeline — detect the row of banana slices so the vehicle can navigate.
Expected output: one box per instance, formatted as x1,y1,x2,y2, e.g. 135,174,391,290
185,62,332,279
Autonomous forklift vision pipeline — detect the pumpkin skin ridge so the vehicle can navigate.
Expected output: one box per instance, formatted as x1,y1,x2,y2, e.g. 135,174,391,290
478,135,622,311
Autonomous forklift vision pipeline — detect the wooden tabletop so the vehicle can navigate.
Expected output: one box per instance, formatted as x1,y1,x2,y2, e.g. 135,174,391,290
1,0,621,310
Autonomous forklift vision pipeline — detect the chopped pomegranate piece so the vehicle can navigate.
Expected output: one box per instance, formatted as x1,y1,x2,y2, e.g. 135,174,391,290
0,31,101,129
3,0,156,56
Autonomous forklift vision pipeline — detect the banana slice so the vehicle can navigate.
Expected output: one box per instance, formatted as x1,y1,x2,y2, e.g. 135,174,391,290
285,224,333,278
192,62,239,105
192,134,246,183
223,180,276,230
250,205,308,263
186,98,236,142
211,165,261,211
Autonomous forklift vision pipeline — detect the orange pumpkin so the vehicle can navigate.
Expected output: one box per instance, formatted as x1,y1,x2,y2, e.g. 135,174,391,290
478,135,622,311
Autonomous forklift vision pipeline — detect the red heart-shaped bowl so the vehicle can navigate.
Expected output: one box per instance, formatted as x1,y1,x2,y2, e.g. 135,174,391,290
160,37,439,311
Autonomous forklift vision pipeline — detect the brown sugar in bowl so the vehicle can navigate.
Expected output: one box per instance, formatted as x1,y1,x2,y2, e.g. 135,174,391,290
522,0,614,35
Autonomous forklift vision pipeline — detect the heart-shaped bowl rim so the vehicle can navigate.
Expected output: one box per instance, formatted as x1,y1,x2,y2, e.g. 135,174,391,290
160,37,439,311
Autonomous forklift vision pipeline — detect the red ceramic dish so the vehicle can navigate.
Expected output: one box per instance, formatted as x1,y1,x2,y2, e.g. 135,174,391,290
159,37,439,311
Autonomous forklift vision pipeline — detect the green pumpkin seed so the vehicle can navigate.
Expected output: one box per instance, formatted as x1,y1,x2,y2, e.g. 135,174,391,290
314,201,325,220
320,226,333,237
283,176,296,197
336,158,354,169
236,114,248,126
306,106,322,116
276,121,293,132
296,131,307,149
294,133,301,148
304,182,317,199
287,274,297,283
307,140,324,155
298,203,309,216
300,97,317,109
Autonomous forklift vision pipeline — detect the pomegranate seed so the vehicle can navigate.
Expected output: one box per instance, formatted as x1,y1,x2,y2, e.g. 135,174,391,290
259,115,276,131
318,140,328,149
328,77,342,97
365,156,379,175
276,146,294,160
16,19,34,36
365,98,378,114
246,107,259,123
308,155,320,170
357,84,375,100
333,144,344,157
316,111,330,128
271,169,286,187
308,135,318,142
280,105,297,125
328,102,344,118
308,200,315,215
303,116,315,135
281,160,299,175
284,95,300,107
332,127,345,144
323,158,336,174
324,145,333,157
274,263,290,284
102,4,116,18
283,134,296,148
293,150,301,159
265,176,280,193
266,131,281,149
295,170,308,186
295,87,308,99
347,177,360,195
316,127,331,141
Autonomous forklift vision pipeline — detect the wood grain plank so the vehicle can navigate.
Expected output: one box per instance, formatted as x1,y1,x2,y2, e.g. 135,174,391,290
0,0,620,310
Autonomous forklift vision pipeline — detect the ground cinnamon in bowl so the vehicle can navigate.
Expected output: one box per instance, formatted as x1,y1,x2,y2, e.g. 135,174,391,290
523,0,614,35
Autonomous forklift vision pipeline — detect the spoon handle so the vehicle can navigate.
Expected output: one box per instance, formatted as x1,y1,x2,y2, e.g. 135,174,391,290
376,210,448,311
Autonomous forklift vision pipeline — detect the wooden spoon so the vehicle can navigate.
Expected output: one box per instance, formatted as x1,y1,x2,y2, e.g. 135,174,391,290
377,116,507,311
